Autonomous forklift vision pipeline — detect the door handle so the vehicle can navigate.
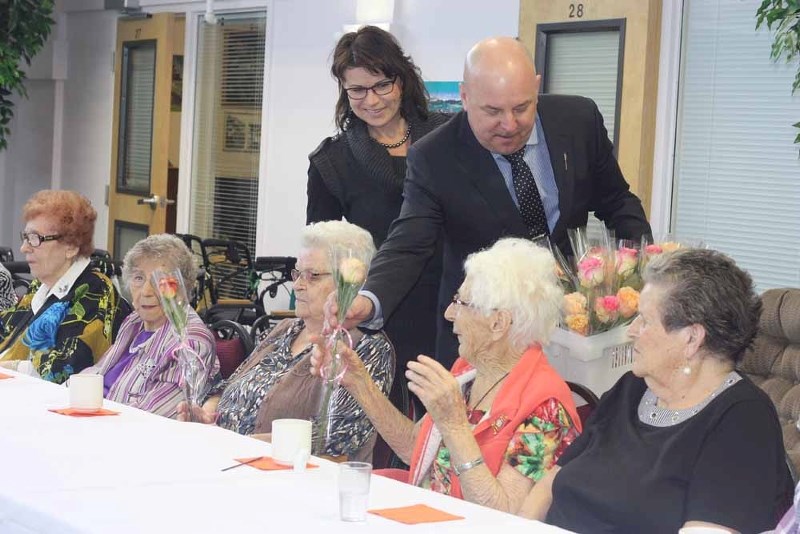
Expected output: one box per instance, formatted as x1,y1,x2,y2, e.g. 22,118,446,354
137,195,176,209
137,195,160,208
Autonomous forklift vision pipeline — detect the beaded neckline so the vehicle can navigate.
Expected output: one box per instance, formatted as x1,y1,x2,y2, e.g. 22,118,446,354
374,125,411,149
637,371,741,427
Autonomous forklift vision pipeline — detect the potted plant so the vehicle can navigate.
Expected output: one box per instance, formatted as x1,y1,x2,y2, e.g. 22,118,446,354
0,0,55,150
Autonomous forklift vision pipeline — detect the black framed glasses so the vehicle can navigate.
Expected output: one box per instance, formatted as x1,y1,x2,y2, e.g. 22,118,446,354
290,269,332,283
344,77,397,100
20,231,61,248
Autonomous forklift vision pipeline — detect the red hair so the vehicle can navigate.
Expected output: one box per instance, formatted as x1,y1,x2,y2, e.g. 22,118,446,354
23,190,96,257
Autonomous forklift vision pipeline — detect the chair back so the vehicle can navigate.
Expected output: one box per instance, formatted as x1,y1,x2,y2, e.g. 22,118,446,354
0,247,14,263
201,238,256,303
209,319,254,379
739,288,800,480
567,381,600,427
175,234,213,310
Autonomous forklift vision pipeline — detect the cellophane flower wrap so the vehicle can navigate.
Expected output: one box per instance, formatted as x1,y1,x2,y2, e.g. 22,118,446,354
151,268,207,422
315,247,370,453
560,229,701,336
558,227,638,336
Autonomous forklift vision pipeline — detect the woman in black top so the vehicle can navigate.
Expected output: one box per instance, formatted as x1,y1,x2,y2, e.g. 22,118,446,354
307,26,449,394
521,248,793,533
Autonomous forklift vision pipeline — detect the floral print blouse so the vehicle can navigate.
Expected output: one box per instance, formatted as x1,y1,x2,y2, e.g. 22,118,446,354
424,397,579,495
0,264,127,383
210,319,394,457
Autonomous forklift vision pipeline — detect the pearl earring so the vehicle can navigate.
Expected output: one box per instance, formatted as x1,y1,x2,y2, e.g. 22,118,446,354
682,365,692,376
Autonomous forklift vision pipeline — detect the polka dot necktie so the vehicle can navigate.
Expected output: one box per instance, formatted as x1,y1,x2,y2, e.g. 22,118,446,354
503,148,549,237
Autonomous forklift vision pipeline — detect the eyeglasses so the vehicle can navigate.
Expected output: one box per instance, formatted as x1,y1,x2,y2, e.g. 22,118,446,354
128,272,153,289
20,231,61,248
344,77,397,100
290,269,332,283
452,293,473,308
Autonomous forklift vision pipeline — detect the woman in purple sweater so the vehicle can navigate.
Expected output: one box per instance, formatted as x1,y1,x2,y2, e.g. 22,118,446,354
84,234,219,418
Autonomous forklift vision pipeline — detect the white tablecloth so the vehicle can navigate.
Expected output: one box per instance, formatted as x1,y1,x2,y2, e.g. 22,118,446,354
0,370,570,533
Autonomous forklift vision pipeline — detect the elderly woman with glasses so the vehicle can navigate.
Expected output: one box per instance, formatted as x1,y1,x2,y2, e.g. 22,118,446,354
178,220,394,462
310,238,580,513
521,249,792,533
0,190,127,383
84,234,218,418
307,25,449,395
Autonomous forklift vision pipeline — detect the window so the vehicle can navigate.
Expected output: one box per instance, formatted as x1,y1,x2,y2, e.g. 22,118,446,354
535,19,625,147
189,13,266,256
672,0,800,291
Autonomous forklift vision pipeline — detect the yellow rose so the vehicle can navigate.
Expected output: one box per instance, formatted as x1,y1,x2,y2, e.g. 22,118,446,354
338,257,367,285
563,292,588,316
660,241,682,253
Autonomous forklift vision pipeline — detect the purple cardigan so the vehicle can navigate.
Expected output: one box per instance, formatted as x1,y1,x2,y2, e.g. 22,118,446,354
90,309,218,418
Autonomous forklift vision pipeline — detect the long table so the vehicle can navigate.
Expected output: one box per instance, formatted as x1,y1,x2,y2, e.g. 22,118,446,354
0,370,570,533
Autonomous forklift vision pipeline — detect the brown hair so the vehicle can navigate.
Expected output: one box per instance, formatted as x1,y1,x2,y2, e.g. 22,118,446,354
331,25,429,130
23,190,96,257
644,248,761,364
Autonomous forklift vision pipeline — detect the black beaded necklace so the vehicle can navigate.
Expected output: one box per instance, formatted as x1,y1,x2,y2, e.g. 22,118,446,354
375,124,411,149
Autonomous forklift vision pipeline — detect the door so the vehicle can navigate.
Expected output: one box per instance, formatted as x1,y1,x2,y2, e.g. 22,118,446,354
518,0,663,215
108,13,184,260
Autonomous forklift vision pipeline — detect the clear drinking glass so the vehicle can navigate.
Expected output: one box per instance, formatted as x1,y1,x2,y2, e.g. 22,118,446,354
338,461,372,521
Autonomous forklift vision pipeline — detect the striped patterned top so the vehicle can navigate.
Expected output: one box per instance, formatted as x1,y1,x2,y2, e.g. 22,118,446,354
88,309,219,418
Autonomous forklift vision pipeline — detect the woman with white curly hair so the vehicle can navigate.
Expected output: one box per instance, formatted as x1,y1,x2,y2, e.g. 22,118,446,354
311,237,580,513
179,220,395,463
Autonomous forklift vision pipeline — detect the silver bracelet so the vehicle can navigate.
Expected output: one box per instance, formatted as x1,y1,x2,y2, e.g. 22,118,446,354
453,456,484,476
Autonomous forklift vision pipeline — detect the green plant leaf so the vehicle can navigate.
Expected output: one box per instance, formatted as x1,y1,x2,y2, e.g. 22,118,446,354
757,0,800,145
0,0,55,151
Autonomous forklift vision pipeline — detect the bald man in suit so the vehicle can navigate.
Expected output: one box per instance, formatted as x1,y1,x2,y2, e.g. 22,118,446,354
328,37,651,370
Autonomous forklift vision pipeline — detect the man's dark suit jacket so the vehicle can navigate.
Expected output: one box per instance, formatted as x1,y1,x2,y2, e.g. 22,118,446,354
364,94,652,368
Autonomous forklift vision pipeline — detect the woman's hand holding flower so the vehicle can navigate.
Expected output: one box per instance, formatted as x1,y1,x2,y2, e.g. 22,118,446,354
308,334,369,392
176,401,216,424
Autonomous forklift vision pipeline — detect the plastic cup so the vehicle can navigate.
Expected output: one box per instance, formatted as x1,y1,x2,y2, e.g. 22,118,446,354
338,461,371,521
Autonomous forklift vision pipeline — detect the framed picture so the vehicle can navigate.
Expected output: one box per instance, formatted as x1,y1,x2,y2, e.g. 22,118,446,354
247,123,261,151
224,114,246,151
425,81,463,113
171,55,184,112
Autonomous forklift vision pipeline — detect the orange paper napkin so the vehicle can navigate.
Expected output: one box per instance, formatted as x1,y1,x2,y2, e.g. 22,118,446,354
0,372,13,380
233,456,318,471
48,407,120,417
369,504,464,524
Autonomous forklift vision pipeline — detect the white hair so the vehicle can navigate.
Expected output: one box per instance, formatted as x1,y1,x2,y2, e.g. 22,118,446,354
300,220,376,265
463,237,562,348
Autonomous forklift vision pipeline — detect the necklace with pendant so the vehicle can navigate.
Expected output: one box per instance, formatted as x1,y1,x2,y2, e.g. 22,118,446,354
466,371,510,424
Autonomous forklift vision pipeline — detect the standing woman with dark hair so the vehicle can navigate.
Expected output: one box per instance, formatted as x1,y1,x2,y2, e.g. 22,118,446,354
307,26,449,393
